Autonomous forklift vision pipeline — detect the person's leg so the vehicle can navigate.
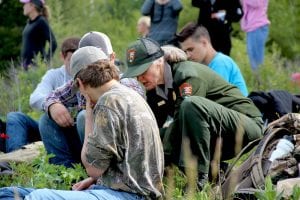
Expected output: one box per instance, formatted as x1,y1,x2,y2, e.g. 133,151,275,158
166,96,262,188
247,25,269,71
38,114,81,168
178,97,262,168
76,110,85,144
5,112,40,152
255,25,269,66
24,186,144,200
247,30,259,70
0,187,35,200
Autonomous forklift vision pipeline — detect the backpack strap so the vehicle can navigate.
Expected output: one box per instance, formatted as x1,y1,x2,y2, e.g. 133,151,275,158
224,138,261,179
250,127,289,188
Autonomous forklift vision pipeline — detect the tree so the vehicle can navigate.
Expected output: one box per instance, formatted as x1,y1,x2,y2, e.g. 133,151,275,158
0,0,26,74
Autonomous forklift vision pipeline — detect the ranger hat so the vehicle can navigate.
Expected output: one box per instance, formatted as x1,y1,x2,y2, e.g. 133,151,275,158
122,38,164,78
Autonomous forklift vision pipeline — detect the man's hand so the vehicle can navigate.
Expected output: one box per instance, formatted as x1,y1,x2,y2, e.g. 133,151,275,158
72,177,96,191
211,10,226,20
49,103,74,127
162,45,187,63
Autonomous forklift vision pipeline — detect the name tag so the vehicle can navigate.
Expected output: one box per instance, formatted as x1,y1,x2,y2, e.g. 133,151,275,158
157,100,166,106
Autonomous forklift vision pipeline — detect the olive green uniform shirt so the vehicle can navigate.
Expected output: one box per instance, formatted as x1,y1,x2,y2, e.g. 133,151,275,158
172,61,261,118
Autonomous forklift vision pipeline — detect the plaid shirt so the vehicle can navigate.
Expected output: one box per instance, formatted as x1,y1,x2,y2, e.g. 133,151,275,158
44,78,145,113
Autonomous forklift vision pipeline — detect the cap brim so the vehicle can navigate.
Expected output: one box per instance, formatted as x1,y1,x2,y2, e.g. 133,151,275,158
20,0,30,3
122,61,153,78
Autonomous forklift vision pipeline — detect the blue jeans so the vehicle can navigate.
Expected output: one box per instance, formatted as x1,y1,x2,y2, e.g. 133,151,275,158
38,110,85,168
0,185,144,200
5,112,40,153
246,25,269,70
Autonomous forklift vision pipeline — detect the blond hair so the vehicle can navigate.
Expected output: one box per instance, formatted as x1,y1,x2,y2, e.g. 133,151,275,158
138,16,151,28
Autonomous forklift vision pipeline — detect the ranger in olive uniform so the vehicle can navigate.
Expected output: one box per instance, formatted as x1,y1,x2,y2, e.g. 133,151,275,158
123,38,263,189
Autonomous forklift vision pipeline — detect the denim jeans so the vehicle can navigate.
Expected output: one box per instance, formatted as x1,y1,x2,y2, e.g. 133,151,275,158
246,25,269,70
5,112,40,153
38,110,85,168
0,185,144,200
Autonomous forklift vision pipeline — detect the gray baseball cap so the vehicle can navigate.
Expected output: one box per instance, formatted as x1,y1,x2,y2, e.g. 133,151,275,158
79,31,113,56
70,46,108,79
70,46,108,93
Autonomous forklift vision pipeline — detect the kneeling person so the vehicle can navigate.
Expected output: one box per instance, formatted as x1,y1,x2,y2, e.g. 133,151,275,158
123,38,263,190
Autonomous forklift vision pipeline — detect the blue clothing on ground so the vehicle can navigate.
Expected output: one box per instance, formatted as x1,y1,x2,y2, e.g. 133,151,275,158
0,187,34,200
0,185,144,200
246,25,269,70
208,52,248,96
5,112,40,153
38,110,85,168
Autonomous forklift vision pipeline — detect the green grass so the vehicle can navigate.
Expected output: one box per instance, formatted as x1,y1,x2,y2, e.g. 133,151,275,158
0,0,300,199
0,148,87,189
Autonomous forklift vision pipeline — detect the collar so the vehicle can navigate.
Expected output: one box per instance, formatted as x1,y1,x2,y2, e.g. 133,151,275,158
155,62,173,99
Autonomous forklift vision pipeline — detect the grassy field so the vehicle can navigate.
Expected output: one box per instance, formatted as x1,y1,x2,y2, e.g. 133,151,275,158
0,0,299,199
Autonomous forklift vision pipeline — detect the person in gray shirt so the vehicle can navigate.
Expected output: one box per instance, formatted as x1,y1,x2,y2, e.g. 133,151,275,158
4,37,80,153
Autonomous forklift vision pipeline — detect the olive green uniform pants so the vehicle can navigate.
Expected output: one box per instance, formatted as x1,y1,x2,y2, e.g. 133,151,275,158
163,96,263,174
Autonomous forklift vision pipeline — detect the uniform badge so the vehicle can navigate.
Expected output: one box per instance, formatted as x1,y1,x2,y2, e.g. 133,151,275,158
157,100,166,106
127,49,136,63
179,83,192,98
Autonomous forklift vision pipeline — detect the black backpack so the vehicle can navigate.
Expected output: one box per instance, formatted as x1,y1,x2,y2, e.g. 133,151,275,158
221,113,300,199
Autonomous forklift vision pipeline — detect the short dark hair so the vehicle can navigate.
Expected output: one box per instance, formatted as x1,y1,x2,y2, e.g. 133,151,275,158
177,22,211,43
75,60,120,88
61,37,80,57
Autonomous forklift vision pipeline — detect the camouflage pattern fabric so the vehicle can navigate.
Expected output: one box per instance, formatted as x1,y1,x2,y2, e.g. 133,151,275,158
85,83,164,199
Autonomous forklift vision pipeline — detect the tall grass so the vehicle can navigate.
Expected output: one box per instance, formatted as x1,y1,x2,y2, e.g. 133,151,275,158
0,0,299,199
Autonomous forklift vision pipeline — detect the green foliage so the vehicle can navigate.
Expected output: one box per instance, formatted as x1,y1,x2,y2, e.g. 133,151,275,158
0,1,300,199
268,0,300,59
254,176,283,200
0,148,87,189
231,37,299,93
291,185,300,200
0,0,26,73
0,61,46,118
45,0,145,69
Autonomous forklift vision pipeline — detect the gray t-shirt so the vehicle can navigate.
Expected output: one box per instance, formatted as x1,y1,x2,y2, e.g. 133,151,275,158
85,83,164,199
29,65,71,111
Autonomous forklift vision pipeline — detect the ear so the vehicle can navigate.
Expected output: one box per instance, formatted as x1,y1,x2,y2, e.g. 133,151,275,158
60,52,65,62
76,78,85,91
109,52,116,62
200,37,208,46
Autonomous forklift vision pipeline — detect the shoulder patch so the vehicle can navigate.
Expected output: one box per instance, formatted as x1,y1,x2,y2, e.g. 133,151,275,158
179,82,192,98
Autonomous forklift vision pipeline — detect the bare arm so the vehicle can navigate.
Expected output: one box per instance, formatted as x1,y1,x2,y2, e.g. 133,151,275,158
80,94,105,178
